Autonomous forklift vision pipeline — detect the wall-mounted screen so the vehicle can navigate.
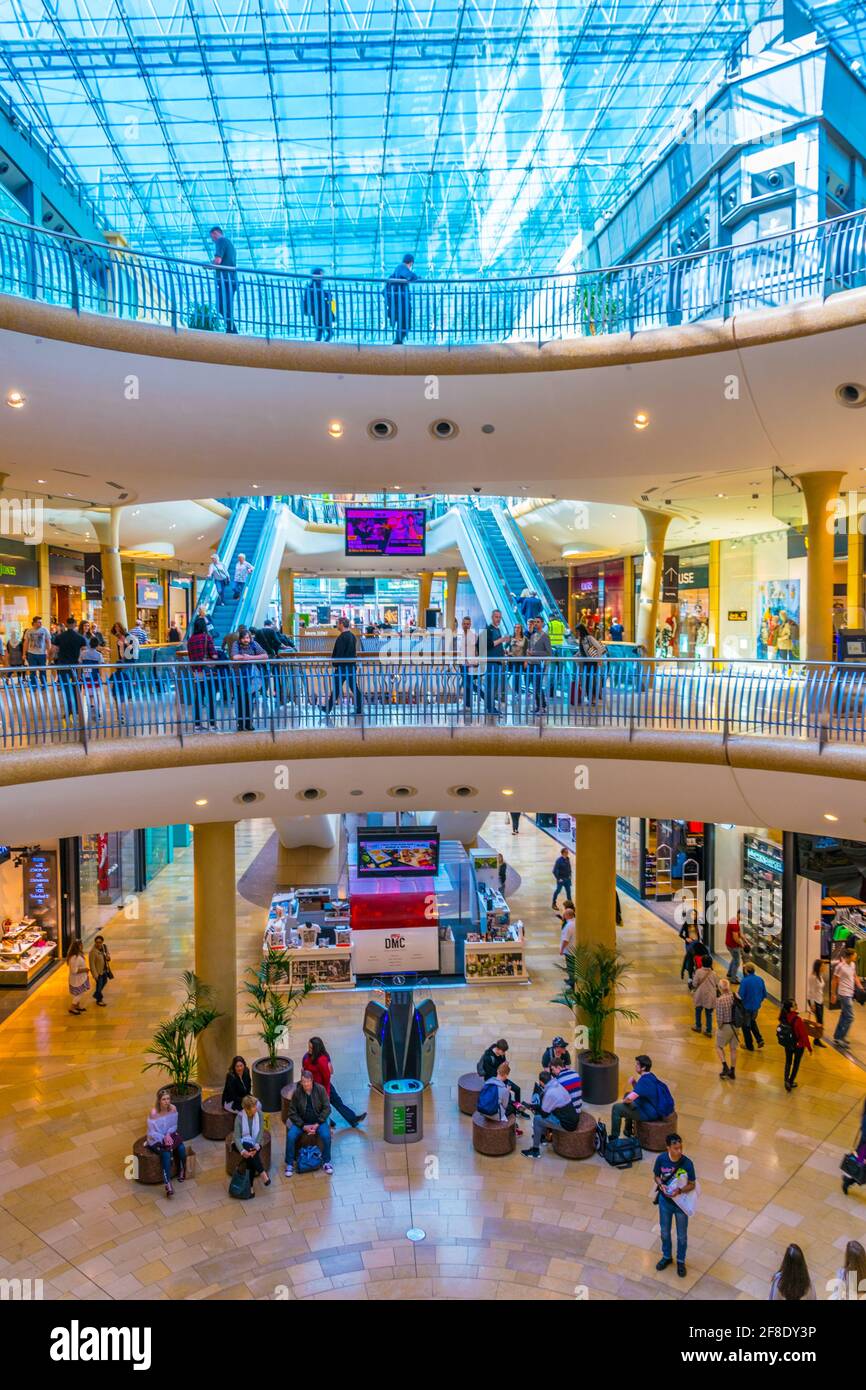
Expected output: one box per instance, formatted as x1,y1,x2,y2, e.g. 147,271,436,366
356,829,440,877
345,508,426,557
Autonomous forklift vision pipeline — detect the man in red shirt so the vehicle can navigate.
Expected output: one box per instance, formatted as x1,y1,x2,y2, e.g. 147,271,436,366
725,917,747,983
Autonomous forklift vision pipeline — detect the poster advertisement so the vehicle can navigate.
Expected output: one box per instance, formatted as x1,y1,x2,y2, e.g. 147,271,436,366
756,579,800,660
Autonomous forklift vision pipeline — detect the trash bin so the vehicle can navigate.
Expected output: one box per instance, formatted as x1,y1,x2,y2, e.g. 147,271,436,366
383,1078,424,1145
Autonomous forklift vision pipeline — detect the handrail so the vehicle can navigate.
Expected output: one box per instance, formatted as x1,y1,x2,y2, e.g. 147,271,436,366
196,499,249,613
2,656,865,750
0,208,864,346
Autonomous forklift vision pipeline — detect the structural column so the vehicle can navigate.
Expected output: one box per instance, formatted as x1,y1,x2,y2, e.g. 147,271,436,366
417,570,434,624
444,568,459,629
89,506,128,637
622,555,635,642
279,568,295,631
707,540,720,658
797,470,845,662
573,814,618,1055
635,508,671,655
194,821,238,1087
846,500,864,629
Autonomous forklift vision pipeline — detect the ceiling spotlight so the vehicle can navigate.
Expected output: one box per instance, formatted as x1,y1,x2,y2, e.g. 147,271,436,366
37,477,46,484
501,788,515,796
823,812,839,822
633,412,650,430
328,420,344,438
195,798,208,806
6,390,26,409
716,492,727,499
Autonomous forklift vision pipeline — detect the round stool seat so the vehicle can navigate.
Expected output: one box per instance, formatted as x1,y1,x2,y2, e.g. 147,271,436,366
550,1110,597,1160
201,1095,236,1141
471,1111,516,1156
132,1136,192,1185
635,1113,678,1153
458,1072,484,1116
224,1128,272,1176
280,1083,296,1125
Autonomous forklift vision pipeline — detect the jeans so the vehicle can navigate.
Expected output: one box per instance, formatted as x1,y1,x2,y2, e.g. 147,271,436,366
530,663,547,711
93,971,109,1003
741,1010,764,1050
285,1121,331,1165
484,664,505,712
234,679,256,731
610,1100,640,1140
56,667,78,716
327,666,362,715
216,272,237,332
552,879,572,907
149,1140,186,1184
329,1085,360,1127
27,652,47,686
784,1047,804,1086
659,1194,688,1263
193,674,216,726
532,1111,568,1148
462,667,478,710
232,578,247,602
834,996,855,1043
215,578,231,604
695,1006,713,1034
727,948,741,982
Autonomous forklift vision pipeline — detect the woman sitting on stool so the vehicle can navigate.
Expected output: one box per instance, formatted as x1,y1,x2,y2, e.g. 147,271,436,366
222,1055,257,1113
233,1095,270,1193
146,1088,187,1198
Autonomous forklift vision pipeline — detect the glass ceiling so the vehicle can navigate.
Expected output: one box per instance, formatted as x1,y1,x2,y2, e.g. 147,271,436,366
0,0,859,276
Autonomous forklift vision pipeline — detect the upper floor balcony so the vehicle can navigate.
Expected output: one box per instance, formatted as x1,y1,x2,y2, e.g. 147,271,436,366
1,209,865,349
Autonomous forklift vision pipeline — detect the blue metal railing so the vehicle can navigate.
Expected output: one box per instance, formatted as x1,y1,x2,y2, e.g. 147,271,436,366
2,657,866,751
1,209,864,347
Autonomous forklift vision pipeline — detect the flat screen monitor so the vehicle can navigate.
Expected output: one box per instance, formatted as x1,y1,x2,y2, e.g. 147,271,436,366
0,845,9,866
356,828,440,877
345,507,426,557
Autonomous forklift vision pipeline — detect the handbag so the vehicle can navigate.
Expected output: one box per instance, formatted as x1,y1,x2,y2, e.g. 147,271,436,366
840,1152,866,1184
854,984,866,1006
228,1161,253,1199
804,1006,823,1039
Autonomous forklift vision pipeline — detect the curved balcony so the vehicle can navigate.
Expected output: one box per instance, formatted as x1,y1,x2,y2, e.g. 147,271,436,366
3,656,866,752
1,209,865,348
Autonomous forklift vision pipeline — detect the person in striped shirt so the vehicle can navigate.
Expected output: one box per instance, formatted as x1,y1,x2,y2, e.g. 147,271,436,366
522,1060,582,1158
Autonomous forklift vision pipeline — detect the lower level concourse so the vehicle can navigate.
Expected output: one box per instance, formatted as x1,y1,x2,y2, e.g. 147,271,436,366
0,815,863,1304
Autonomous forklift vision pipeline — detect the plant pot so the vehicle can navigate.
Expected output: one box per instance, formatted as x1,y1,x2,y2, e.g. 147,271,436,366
159,1083,202,1141
577,1051,619,1106
252,1057,293,1113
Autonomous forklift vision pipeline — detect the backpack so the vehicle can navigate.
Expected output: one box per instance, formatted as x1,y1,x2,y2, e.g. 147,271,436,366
776,1019,795,1048
649,1078,675,1121
477,1082,501,1119
730,995,747,1031
297,1142,323,1173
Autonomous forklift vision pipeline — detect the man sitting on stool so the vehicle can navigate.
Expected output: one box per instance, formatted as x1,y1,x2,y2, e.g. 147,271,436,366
610,1054,673,1140
522,1060,582,1158
285,1070,333,1177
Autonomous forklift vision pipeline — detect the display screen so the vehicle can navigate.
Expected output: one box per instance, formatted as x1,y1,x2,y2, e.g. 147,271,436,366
345,508,426,557
0,846,9,866
356,829,440,877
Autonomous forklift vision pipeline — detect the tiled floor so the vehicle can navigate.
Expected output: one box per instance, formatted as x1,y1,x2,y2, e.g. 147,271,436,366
0,815,864,1302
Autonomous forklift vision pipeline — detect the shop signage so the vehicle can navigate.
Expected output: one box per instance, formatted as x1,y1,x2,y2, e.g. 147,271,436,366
677,566,709,590
0,551,39,587
662,553,679,602
136,580,163,609
744,836,784,875
578,579,596,593
351,925,439,974
728,609,748,622
84,554,103,599
22,849,57,927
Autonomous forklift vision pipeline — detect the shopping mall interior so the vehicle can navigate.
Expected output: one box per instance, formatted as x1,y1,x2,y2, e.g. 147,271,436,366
1,0,866,1335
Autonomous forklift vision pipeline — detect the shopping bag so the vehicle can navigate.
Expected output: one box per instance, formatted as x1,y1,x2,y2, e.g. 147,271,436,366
228,1161,253,1199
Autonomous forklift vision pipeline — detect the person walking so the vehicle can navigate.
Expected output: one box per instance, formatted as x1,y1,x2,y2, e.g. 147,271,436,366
23,615,51,687
88,934,111,1007
689,955,718,1035
778,999,812,1091
805,959,827,1048
769,1244,816,1300
725,916,748,983
53,614,86,719
385,253,419,344
841,1097,866,1197
232,552,253,602
66,938,89,1015
830,1240,866,1299
831,946,863,1050
326,616,362,721
146,1089,187,1198
209,225,238,333
738,961,767,1051
207,552,232,605
302,1036,367,1129
715,977,739,1080
551,847,572,909
653,1132,696,1278
233,1094,271,1191
303,268,334,341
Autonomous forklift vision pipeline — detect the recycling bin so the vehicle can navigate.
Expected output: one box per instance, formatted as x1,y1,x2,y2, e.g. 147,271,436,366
383,1078,424,1145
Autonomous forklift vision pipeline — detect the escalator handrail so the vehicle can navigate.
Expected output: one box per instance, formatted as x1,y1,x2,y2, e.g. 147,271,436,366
463,505,524,628
491,503,572,632
234,504,283,632
197,500,250,614
458,504,521,627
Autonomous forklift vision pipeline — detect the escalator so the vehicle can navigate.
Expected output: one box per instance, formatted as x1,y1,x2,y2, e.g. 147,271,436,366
198,502,289,643
456,502,571,638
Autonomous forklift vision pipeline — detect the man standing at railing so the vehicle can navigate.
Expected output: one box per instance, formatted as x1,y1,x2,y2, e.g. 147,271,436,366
209,225,238,334
53,615,86,720
385,253,419,345
303,268,334,342
23,615,51,688
528,616,552,713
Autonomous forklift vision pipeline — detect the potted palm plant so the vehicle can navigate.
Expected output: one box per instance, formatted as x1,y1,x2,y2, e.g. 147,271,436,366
143,971,222,1139
553,944,638,1105
244,950,313,1112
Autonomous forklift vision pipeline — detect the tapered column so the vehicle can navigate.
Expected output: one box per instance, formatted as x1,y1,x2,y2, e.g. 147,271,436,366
194,821,237,1087
622,555,635,642
444,568,459,629
279,568,295,630
573,814,617,1054
797,471,845,662
89,507,128,636
846,499,864,629
707,540,720,657
635,508,671,655
418,570,433,623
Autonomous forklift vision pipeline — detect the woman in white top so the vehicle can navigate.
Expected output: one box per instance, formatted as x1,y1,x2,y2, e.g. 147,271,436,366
66,938,89,1015
805,959,827,1048
769,1244,816,1301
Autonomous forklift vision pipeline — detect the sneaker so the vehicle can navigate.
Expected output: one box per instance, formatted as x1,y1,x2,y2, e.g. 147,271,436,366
284,1165,293,1177
756,1040,764,1049
677,1263,687,1278
96,1001,106,1007
351,1113,367,1127
322,1162,334,1175
691,1026,703,1033
165,1182,173,1198
655,1257,671,1271
719,1066,730,1079
728,1068,736,1080
521,1147,541,1159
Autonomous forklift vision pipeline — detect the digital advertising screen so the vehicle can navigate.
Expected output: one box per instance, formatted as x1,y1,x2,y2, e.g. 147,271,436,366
356,829,440,877
345,507,426,557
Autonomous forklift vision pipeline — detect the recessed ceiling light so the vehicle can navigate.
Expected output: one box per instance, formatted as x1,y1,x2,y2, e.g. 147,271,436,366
37,477,46,484
823,813,839,822
195,798,208,806
633,412,650,430
6,390,25,409
501,788,515,796
716,492,727,499
328,420,343,438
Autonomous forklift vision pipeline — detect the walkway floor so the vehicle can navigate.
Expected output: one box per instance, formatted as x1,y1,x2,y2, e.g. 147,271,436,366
0,816,863,1302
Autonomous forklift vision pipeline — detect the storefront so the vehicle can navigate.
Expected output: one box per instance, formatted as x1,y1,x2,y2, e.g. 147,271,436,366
712,824,785,987
616,817,708,922
0,539,42,651
570,560,625,639
78,825,190,942
0,841,62,988
794,834,866,1064
718,530,808,662
635,544,712,657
